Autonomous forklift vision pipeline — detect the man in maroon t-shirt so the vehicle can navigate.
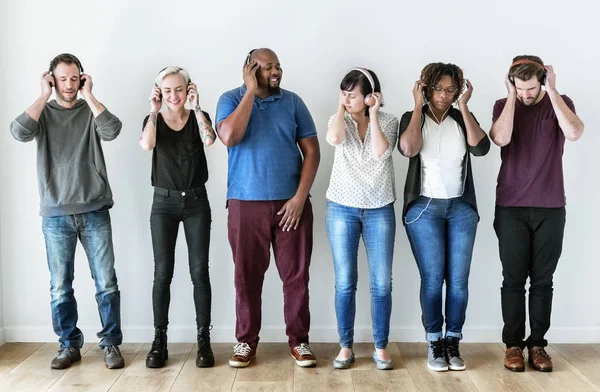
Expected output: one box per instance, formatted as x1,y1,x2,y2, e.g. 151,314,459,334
490,55,584,373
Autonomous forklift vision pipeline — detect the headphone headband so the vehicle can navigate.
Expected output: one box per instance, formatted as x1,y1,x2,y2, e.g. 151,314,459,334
49,53,84,73
509,59,545,72
508,59,546,85
350,67,375,94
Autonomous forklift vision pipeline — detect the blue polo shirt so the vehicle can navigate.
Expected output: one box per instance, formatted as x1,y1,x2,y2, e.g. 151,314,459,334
216,85,317,201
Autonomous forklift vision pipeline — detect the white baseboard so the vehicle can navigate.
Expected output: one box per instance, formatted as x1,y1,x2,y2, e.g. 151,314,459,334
3,325,600,344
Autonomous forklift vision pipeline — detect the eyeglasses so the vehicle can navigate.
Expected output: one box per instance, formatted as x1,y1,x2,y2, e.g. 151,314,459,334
431,85,458,94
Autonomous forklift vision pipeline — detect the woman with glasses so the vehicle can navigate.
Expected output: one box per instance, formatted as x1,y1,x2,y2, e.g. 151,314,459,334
325,68,399,370
139,66,216,369
397,63,490,371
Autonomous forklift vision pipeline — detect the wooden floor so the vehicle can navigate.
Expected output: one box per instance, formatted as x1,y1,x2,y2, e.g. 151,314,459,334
0,342,599,391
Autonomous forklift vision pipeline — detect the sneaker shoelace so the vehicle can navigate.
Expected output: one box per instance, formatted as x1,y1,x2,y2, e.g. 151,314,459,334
294,343,313,357
106,346,121,358
233,343,252,357
430,340,446,359
58,347,75,356
446,338,461,358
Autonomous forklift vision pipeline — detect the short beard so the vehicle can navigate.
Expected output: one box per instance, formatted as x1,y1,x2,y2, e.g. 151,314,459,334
56,90,77,103
267,85,281,95
521,88,542,106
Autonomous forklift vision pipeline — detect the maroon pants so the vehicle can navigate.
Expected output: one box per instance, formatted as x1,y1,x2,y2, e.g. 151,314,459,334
227,198,313,348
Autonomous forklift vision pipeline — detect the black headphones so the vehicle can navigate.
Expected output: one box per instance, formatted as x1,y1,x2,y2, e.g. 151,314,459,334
244,48,258,66
508,59,547,86
48,53,85,89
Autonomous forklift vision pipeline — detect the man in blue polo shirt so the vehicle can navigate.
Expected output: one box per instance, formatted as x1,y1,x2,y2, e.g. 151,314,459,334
216,48,320,368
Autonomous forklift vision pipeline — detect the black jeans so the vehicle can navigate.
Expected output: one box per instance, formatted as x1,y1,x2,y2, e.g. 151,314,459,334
150,186,212,329
494,205,566,349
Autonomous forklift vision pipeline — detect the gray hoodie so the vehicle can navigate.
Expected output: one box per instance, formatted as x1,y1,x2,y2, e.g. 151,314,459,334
10,99,122,217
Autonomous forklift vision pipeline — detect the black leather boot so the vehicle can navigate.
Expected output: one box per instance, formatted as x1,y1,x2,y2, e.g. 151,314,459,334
146,327,168,368
196,326,215,367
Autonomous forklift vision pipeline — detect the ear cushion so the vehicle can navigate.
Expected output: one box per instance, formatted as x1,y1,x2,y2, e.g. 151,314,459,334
364,94,375,107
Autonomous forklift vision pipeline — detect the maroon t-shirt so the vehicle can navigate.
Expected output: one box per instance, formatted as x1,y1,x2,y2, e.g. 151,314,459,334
492,93,575,208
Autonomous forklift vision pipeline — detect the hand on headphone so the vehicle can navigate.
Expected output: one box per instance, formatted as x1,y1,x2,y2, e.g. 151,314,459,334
544,65,557,93
243,60,259,93
79,74,92,98
368,92,383,114
504,73,516,98
149,86,162,112
413,80,426,107
40,72,54,98
458,79,473,107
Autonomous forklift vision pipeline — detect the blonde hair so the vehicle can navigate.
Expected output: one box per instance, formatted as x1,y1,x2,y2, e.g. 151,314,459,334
154,66,190,87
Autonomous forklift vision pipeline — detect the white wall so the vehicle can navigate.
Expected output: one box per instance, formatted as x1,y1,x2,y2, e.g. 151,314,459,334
1,0,598,344
0,0,7,346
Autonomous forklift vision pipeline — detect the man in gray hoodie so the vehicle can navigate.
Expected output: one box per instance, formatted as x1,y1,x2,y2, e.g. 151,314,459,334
10,53,124,370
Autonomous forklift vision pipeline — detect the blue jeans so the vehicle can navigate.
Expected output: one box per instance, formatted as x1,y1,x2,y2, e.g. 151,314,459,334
405,197,478,342
42,209,122,349
326,200,395,349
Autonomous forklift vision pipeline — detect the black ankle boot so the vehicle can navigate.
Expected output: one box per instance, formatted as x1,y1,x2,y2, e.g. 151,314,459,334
196,326,215,367
146,327,168,368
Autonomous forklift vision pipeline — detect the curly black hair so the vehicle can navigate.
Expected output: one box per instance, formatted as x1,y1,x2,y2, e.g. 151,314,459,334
420,62,464,103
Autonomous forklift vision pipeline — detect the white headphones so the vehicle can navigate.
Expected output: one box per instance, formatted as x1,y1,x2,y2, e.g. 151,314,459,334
350,67,377,107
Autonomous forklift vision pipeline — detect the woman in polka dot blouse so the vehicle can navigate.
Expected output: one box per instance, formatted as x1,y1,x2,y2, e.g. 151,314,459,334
325,68,400,370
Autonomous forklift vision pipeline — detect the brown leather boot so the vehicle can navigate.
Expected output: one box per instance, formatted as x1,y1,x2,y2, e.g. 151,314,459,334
528,347,553,372
504,347,525,372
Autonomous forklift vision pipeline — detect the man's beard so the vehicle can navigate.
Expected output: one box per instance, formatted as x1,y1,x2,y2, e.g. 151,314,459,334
267,85,281,95
56,90,77,103
521,89,542,106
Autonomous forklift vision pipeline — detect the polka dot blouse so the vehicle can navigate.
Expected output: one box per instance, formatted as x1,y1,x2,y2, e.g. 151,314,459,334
325,111,399,209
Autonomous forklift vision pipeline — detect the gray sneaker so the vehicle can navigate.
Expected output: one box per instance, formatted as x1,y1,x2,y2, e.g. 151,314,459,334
51,346,81,369
427,338,448,372
104,345,125,369
445,336,465,371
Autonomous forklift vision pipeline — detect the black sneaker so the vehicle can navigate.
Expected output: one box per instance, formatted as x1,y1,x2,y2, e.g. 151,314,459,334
445,336,465,370
50,346,81,369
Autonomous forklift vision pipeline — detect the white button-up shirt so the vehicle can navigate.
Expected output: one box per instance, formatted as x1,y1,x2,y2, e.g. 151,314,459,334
326,111,399,209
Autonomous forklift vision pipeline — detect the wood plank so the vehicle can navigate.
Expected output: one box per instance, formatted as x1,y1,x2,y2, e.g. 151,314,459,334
0,343,44,379
108,343,192,392
47,343,143,392
551,344,600,388
351,342,415,392
0,342,44,361
234,343,294,383
292,343,353,392
232,381,293,392
524,345,599,392
398,342,477,392
0,343,93,392
170,343,237,392
460,343,538,392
